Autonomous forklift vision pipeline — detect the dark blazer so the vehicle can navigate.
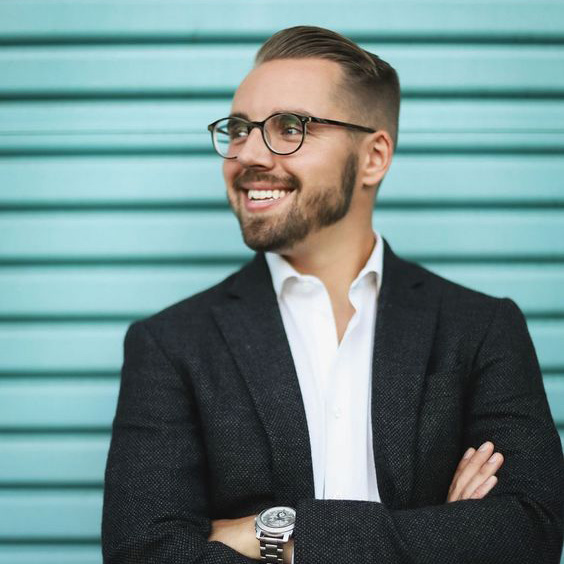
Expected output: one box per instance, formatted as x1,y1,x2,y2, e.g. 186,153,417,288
102,237,563,563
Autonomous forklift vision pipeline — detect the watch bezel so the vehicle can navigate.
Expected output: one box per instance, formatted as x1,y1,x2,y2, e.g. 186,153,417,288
256,506,296,536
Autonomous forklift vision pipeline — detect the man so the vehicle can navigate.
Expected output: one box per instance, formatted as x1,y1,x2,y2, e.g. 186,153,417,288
101,26,563,563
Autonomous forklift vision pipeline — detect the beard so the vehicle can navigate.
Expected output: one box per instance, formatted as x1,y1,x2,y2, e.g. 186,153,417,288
228,152,358,253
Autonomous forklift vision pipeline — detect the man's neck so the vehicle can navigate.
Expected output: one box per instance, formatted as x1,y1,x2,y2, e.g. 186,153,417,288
276,225,377,345
278,225,377,299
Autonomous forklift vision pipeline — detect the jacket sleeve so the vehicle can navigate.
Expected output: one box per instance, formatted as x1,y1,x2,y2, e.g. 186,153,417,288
293,297,564,564
101,320,258,564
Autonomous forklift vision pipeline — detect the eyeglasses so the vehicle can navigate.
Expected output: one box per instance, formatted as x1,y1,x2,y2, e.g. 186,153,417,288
207,112,376,159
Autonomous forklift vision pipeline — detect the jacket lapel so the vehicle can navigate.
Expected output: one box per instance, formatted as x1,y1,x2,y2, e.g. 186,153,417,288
212,237,441,510
211,253,315,507
371,238,441,509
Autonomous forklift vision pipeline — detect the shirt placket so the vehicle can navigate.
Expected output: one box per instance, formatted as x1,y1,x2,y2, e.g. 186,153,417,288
323,283,365,500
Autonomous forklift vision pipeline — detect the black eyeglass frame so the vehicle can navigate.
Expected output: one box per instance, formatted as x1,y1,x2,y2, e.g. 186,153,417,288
207,112,376,159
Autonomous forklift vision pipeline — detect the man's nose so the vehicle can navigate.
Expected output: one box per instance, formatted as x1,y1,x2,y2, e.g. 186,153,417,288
235,127,275,168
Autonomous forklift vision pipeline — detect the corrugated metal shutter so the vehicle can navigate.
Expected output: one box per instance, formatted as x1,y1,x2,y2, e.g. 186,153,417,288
0,1,563,562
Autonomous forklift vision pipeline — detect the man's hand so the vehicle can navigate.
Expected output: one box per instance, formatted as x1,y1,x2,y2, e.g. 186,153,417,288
447,441,504,502
209,514,260,559
209,514,294,564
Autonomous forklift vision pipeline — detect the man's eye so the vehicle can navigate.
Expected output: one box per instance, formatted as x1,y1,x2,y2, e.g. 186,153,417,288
281,126,300,136
278,120,302,136
228,126,248,139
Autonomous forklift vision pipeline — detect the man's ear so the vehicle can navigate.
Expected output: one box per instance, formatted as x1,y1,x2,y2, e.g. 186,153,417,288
359,130,393,188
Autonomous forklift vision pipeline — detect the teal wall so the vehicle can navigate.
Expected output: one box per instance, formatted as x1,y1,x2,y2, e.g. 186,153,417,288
0,1,563,562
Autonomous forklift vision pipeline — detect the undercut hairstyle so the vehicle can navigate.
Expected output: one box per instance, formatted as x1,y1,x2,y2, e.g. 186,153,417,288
254,25,401,152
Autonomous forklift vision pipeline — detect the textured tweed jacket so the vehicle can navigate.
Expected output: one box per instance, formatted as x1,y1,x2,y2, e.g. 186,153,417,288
102,237,563,563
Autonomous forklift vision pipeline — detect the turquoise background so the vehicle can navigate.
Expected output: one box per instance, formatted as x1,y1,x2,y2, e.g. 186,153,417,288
0,1,563,562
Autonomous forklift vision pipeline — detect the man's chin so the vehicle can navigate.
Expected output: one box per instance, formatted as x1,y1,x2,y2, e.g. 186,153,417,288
243,238,285,253
240,230,291,253
238,213,312,253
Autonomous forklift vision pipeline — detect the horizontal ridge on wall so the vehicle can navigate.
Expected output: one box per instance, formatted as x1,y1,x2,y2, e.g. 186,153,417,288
1,1,564,41
1,155,564,205
1,210,563,260
0,545,101,564
1,100,564,154
2,45,564,97
0,263,563,318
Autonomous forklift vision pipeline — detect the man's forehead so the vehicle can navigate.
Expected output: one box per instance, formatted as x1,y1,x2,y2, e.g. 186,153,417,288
230,58,344,120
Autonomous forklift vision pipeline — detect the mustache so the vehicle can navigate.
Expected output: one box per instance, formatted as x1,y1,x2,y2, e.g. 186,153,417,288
233,171,301,191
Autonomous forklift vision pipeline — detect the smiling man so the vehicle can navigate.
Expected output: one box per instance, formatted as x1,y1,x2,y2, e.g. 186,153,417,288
102,26,563,564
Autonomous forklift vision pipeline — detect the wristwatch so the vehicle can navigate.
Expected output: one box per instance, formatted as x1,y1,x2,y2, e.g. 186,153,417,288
255,506,296,563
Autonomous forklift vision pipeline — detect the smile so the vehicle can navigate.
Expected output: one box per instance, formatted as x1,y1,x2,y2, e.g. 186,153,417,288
242,188,296,212
248,189,291,201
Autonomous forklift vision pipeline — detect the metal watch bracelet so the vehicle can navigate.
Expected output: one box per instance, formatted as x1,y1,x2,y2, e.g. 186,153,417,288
259,537,285,563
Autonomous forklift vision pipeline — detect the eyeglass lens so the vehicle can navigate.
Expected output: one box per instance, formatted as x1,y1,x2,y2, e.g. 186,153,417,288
213,114,304,158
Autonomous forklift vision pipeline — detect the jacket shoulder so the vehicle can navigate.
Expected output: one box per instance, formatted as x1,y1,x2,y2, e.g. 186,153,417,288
403,255,513,313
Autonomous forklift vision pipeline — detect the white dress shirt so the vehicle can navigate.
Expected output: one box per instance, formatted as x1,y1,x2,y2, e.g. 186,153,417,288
264,230,383,507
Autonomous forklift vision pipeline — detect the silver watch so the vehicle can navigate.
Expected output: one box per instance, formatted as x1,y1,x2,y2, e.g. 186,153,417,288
255,506,296,563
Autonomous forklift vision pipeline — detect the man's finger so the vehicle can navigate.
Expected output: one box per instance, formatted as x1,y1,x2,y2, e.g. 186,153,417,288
448,447,476,493
448,442,493,501
447,441,503,502
459,450,504,500
470,475,498,499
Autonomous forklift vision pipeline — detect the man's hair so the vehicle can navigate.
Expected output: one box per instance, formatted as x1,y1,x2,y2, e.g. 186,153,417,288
254,25,401,152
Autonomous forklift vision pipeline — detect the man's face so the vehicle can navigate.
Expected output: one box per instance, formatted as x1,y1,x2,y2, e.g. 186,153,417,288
223,58,361,253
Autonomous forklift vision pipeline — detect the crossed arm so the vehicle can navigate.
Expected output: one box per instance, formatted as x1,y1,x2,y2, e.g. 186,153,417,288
102,298,563,563
209,440,505,562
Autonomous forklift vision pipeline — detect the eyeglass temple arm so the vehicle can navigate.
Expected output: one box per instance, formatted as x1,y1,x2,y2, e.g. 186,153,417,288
309,116,375,133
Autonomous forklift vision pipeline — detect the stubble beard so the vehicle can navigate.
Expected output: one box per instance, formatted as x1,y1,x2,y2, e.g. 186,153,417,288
229,152,358,253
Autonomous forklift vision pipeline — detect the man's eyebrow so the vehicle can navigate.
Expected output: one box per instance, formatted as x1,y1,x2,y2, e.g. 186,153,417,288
272,108,314,117
228,108,315,120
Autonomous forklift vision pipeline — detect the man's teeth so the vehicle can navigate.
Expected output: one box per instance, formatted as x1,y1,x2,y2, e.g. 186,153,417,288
248,189,290,201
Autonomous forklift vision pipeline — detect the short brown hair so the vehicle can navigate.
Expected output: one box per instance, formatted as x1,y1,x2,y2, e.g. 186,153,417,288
255,25,401,151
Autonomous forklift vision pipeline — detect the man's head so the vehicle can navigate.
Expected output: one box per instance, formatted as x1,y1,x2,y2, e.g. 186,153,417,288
219,26,400,254
254,26,400,152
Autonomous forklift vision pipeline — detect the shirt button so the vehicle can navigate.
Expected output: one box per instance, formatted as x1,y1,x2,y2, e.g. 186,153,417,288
334,407,342,419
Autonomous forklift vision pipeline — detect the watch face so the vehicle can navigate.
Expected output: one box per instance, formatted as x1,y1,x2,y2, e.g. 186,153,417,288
258,506,296,534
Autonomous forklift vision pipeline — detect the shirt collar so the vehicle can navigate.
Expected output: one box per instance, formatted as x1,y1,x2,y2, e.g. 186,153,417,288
265,230,384,299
